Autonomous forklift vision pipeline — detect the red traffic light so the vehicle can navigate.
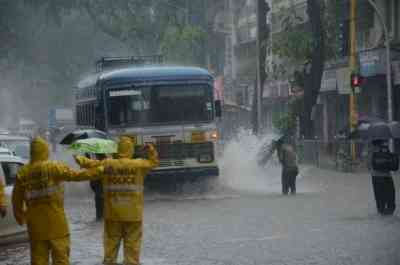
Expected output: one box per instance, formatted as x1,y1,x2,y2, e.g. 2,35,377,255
350,73,363,88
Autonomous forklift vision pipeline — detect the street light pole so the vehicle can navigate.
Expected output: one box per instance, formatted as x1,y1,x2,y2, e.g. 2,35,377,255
349,0,357,160
255,0,262,134
366,0,393,151
366,0,392,124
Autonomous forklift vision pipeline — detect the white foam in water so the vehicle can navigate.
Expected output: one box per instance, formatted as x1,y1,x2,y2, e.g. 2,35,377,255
219,129,283,193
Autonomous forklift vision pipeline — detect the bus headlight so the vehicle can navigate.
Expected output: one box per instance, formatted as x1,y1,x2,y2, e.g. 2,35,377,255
198,153,214,163
208,130,218,141
192,131,206,143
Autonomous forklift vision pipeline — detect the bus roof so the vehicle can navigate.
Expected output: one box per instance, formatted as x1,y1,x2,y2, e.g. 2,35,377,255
78,66,213,89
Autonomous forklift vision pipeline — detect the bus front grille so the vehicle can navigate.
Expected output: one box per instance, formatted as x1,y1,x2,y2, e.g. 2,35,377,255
158,159,185,168
135,142,214,160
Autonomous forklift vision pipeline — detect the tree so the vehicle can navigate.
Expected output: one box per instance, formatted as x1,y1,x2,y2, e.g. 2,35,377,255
0,1,134,125
300,0,325,138
0,0,211,125
270,0,345,139
82,0,208,65
160,25,207,65
252,0,271,134
0,1,22,60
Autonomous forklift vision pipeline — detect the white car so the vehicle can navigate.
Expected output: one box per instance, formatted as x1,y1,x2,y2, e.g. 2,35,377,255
0,147,14,156
0,155,27,244
0,135,30,160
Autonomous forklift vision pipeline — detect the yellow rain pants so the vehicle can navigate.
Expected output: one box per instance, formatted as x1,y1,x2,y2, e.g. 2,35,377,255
12,137,103,265
75,137,159,265
103,221,143,265
30,236,70,265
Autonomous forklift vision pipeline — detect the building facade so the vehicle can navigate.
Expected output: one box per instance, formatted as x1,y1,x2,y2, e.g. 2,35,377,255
211,0,400,140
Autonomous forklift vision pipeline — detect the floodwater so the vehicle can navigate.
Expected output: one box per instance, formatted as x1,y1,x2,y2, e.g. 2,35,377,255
0,129,312,265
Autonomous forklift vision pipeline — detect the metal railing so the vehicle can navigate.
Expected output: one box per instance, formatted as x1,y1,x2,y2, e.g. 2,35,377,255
297,140,369,172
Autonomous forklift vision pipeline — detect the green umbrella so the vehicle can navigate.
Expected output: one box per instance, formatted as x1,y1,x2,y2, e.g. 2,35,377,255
68,138,117,154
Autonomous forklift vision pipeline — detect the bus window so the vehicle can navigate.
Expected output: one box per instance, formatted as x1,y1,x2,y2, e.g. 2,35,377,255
107,84,213,126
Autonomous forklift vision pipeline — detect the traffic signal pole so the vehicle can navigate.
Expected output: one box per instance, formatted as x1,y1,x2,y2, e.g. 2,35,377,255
255,0,262,135
349,0,357,160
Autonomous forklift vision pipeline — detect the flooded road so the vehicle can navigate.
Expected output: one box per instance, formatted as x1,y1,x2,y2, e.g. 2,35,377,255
1,136,400,265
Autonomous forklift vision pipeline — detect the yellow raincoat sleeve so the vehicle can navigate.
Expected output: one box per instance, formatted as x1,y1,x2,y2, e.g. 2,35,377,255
52,162,104,182
132,145,160,175
12,176,26,225
74,155,102,169
0,182,5,208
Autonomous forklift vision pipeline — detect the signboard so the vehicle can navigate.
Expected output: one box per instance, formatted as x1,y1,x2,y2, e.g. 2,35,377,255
359,49,384,77
320,69,337,92
214,76,224,103
110,90,141,97
337,67,351,94
55,108,73,121
48,108,73,128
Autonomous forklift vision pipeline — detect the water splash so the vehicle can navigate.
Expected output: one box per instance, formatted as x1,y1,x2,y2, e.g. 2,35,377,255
219,128,282,193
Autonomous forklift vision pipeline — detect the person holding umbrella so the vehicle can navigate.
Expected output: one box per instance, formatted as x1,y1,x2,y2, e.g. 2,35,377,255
69,138,117,221
83,153,107,221
90,153,107,221
369,139,396,215
351,121,400,215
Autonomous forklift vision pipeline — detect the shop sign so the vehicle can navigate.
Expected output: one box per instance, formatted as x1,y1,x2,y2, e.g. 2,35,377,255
359,49,385,77
320,69,337,92
337,67,351,94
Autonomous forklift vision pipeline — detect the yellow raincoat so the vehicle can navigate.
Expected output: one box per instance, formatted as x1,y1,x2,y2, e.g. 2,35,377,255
0,181,6,211
12,137,104,265
75,136,159,265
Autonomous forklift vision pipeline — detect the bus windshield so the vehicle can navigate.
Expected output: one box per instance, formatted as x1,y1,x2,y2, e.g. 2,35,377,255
107,84,214,126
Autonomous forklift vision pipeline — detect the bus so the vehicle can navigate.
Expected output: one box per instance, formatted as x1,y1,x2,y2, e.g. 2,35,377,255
75,56,221,182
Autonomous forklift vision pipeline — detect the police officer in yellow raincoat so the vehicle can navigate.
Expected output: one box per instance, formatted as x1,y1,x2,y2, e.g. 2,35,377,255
0,181,6,218
74,136,159,265
12,137,104,265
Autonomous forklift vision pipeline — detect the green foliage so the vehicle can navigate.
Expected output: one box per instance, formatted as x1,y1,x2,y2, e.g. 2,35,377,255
0,1,19,57
0,0,209,67
272,110,297,136
161,25,206,65
324,0,343,60
272,26,313,65
80,0,208,65
272,0,342,76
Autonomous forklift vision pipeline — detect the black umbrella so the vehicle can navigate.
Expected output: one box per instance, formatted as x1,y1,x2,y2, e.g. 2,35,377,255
60,129,109,145
350,121,400,141
368,122,400,140
348,115,385,140
357,115,384,124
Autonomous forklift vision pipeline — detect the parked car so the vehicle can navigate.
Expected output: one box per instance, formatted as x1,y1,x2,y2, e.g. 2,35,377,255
0,155,27,244
0,135,30,161
0,147,14,156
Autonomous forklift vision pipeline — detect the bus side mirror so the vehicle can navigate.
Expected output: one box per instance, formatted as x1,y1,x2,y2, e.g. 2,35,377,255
215,100,222,118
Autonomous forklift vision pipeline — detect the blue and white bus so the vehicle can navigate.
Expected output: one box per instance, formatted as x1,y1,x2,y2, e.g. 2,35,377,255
75,57,221,182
